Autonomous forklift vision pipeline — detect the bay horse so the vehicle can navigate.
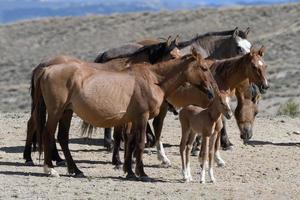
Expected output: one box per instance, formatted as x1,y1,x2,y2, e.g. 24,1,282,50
23,37,180,165
29,48,216,179
179,90,232,183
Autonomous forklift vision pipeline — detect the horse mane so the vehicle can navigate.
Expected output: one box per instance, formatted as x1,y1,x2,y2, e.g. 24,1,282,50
178,29,247,48
129,41,174,64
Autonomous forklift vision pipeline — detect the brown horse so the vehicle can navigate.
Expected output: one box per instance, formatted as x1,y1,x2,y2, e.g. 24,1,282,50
235,82,261,143
179,90,232,183
29,48,216,179
23,38,180,165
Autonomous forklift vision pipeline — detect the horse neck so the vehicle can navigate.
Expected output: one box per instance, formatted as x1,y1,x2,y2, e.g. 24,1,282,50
150,57,192,96
213,56,249,91
194,36,230,58
207,98,222,122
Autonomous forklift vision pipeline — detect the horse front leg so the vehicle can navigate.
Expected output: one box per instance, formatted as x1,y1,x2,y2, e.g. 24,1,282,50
134,114,149,181
220,117,233,150
112,125,123,169
153,102,171,166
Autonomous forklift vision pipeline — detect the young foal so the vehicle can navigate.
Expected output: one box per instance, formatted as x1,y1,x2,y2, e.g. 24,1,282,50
29,48,215,179
179,91,232,183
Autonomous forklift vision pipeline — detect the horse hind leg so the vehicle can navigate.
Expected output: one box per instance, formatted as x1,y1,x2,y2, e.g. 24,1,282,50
112,125,123,169
57,110,84,177
23,116,35,166
43,114,61,177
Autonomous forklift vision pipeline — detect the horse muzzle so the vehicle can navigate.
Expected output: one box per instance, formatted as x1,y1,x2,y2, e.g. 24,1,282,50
240,126,253,144
225,111,233,120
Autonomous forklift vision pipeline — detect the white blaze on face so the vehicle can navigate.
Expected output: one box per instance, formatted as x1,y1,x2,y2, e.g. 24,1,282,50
225,96,231,109
237,37,252,53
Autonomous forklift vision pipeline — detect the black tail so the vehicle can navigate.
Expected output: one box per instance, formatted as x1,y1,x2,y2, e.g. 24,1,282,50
31,64,47,156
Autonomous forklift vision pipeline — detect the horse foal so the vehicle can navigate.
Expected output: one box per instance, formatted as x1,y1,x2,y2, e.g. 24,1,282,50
179,91,232,183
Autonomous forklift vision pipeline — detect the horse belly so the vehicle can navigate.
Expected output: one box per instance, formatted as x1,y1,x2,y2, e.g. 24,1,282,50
71,76,135,127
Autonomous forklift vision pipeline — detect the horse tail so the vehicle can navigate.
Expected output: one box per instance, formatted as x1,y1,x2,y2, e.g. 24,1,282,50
31,63,47,156
81,121,96,138
28,62,47,152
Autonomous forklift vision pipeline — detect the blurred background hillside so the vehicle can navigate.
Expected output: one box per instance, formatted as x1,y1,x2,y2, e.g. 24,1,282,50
1,0,299,23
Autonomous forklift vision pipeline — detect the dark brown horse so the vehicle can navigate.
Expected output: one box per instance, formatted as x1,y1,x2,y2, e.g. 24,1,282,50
28,48,216,179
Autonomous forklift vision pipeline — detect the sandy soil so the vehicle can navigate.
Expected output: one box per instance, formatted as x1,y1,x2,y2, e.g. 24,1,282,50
0,113,299,199
0,3,299,115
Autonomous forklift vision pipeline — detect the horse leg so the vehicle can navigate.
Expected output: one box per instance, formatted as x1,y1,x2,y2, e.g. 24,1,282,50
112,125,123,169
220,117,233,150
57,110,83,177
153,102,171,166
43,114,60,177
215,131,226,167
145,123,155,148
51,136,65,166
185,132,197,182
134,114,149,181
52,112,74,167
208,132,218,183
199,136,209,184
23,115,35,165
191,135,201,156
123,123,136,179
179,122,189,181
104,128,113,152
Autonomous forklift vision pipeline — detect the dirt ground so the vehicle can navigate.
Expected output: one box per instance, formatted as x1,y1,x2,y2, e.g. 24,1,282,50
0,113,299,199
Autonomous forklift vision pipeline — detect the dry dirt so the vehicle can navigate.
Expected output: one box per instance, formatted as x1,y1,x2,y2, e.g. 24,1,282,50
0,113,299,199
0,2,300,200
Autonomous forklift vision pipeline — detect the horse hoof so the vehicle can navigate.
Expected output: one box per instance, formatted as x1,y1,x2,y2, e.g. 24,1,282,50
217,162,225,167
139,175,151,182
74,172,85,178
222,145,233,151
126,173,137,180
114,164,123,170
191,150,200,157
25,161,34,166
56,160,66,166
161,160,171,168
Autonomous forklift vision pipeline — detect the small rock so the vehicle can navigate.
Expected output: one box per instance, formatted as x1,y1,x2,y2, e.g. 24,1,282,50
275,167,280,171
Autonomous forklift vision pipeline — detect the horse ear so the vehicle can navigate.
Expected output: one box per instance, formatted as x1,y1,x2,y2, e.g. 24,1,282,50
174,35,180,46
191,47,203,63
245,27,250,36
166,36,172,46
232,27,239,38
258,45,266,57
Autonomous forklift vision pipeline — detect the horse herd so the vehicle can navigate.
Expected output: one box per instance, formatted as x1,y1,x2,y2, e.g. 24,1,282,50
22,27,269,183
